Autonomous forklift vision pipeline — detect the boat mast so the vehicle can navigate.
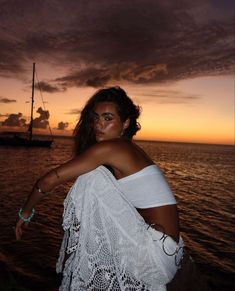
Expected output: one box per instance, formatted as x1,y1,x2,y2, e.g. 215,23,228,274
29,63,35,141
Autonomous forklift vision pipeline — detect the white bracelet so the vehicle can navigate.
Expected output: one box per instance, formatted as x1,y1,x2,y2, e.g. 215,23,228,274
18,208,35,222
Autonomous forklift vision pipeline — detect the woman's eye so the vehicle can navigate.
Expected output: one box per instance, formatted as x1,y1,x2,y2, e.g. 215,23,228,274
105,117,113,121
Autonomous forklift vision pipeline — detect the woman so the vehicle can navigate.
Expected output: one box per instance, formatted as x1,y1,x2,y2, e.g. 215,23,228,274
15,87,184,291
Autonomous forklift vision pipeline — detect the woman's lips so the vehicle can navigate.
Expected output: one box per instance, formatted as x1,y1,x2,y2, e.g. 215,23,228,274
95,130,104,136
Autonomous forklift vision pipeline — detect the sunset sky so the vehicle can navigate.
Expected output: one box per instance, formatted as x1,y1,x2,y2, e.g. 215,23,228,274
0,0,234,145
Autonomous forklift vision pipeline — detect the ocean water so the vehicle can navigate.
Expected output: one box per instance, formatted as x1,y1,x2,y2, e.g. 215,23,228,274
0,138,234,290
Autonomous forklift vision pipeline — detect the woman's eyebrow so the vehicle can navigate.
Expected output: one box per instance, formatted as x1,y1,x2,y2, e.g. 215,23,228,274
93,111,114,116
101,112,114,116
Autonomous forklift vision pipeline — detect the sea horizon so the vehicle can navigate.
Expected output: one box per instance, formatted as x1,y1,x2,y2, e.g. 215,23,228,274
0,128,234,147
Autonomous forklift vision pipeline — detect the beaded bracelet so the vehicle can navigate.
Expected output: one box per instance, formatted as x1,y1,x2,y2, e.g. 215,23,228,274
35,184,49,195
18,208,35,222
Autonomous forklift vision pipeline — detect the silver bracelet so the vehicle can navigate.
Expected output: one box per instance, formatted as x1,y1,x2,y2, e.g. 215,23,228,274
18,208,35,222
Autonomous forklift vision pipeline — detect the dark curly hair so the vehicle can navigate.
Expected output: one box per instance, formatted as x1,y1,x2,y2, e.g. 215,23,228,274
73,86,141,155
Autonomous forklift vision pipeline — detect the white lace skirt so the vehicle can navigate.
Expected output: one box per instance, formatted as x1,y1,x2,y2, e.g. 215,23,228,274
147,227,184,282
56,166,184,291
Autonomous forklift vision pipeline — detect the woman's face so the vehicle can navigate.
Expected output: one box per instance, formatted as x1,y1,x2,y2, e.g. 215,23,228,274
93,102,128,142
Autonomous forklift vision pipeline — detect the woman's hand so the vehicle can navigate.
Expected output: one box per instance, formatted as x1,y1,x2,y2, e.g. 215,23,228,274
15,218,29,240
15,209,34,240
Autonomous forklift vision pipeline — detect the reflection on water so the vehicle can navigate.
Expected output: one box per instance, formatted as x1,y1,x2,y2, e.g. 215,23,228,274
0,138,234,290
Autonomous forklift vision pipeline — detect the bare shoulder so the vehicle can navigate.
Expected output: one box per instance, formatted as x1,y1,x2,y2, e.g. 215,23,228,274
48,139,150,184
86,138,134,158
87,139,153,177
102,138,134,150
54,139,134,182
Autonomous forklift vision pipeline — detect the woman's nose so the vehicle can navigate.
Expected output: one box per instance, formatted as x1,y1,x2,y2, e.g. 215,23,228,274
95,118,103,129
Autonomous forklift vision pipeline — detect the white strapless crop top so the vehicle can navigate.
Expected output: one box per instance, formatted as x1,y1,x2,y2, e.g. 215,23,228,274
118,165,176,209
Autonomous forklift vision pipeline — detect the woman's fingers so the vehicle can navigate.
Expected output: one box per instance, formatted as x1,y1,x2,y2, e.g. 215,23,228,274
15,221,21,240
15,219,25,240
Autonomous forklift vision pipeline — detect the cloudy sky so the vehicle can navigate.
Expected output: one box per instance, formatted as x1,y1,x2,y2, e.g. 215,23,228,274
0,0,234,144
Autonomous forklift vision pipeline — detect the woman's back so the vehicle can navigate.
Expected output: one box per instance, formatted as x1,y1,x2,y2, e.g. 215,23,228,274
103,139,180,242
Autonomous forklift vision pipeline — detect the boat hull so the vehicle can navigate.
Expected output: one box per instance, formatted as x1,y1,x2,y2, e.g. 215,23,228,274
0,136,53,148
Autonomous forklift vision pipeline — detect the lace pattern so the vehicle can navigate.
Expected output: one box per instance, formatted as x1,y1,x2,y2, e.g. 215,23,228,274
56,166,169,291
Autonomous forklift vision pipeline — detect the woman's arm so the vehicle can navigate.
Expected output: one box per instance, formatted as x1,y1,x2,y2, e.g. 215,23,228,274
15,140,117,240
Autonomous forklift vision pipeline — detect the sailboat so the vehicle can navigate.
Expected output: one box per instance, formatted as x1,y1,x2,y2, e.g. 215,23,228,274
0,63,53,147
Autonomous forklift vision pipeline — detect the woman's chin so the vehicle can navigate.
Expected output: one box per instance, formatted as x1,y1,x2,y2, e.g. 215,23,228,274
96,136,105,142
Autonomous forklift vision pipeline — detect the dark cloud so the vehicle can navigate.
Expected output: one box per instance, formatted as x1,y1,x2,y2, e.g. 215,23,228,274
1,113,26,127
136,89,201,104
0,97,17,103
35,81,65,93
56,68,112,88
0,0,234,87
32,107,50,129
0,113,9,117
57,121,69,130
1,107,50,128
67,109,82,115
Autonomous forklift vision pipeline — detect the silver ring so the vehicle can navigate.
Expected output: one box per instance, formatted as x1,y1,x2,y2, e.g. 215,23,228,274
162,235,177,256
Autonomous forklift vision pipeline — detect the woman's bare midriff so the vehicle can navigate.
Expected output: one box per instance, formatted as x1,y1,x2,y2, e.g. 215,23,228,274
137,204,180,243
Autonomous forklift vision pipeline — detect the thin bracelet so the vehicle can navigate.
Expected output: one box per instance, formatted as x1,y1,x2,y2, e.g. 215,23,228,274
35,183,49,195
18,208,35,222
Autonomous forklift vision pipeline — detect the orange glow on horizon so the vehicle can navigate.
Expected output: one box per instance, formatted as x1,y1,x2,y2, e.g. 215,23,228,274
0,76,234,146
